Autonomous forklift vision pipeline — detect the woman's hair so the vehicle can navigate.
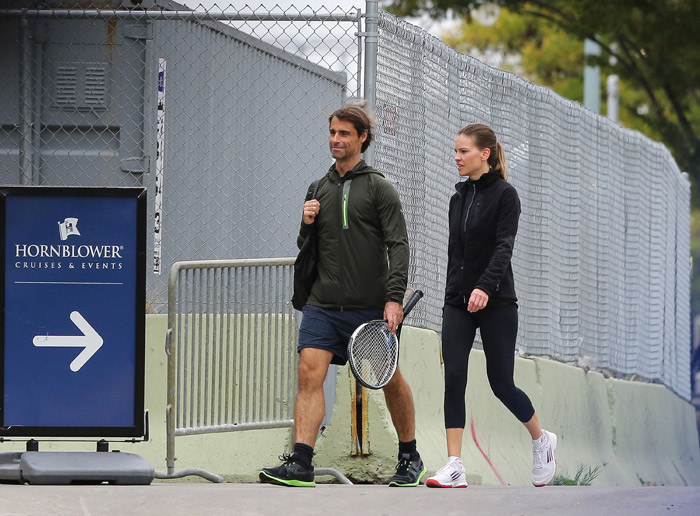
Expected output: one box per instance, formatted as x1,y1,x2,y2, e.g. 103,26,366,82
458,123,508,180
329,101,375,153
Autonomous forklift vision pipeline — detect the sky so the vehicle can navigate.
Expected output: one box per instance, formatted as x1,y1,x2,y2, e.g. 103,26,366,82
178,1,457,37
162,1,459,97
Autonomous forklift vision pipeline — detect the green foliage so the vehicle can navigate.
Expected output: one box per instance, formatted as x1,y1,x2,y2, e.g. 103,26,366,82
551,464,601,486
437,5,667,148
441,7,583,102
387,0,700,196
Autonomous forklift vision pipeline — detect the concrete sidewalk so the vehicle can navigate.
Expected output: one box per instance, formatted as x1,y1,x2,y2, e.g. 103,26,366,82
1,483,699,516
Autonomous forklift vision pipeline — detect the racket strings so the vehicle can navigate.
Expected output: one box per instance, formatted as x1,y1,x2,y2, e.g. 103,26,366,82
349,323,397,388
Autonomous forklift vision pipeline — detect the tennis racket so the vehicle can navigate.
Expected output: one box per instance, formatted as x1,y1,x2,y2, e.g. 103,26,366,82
347,289,424,390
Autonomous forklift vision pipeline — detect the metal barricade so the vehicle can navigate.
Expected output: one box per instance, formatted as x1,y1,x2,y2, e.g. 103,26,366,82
162,258,298,482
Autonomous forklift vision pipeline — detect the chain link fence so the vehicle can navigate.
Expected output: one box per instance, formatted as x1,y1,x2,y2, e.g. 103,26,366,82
0,1,691,400
375,12,691,400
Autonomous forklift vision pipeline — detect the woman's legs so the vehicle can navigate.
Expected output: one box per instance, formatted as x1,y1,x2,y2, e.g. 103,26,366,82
440,304,478,457
478,303,536,424
446,428,465,457
478,304,557,485
523,412,543,440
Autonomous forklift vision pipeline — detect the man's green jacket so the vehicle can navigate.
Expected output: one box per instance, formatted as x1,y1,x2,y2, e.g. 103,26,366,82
298,160,409,311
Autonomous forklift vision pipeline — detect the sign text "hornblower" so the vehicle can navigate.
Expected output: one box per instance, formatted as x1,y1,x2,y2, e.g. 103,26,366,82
15,244,123,259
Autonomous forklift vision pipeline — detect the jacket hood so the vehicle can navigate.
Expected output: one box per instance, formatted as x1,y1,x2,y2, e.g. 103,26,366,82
327,160,385,182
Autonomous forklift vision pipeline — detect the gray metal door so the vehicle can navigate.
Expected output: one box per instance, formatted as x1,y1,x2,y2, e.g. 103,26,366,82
0,17,150,187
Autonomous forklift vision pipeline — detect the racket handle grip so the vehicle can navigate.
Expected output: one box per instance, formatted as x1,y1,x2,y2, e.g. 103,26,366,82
402,289,423,317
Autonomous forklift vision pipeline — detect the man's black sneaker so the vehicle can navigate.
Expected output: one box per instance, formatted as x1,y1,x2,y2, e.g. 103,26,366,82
259,453,316,487
389,452,426,487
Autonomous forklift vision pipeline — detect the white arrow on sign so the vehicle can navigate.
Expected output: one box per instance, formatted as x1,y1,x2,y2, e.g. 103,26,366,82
33,311,103,372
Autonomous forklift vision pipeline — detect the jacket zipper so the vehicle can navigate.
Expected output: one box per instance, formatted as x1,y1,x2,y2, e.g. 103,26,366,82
339,179,353,310
463,182,476,232
342,180,352,230
338,181,345,310
461,183,476,302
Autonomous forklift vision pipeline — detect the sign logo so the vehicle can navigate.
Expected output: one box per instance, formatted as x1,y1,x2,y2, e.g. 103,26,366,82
58,217,80,241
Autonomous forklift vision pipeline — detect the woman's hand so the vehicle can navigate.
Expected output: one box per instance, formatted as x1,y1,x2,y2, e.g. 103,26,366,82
468,288,489,312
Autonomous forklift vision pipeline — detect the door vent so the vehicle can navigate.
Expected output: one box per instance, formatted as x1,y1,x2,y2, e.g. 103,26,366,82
53,62,109,110
85,66,108,106
54,64,78,107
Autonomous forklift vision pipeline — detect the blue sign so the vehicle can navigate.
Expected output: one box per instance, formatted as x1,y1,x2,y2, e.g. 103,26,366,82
1,187,146,437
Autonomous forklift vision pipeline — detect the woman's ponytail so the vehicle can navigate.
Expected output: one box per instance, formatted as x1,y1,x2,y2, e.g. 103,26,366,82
490,141,508,180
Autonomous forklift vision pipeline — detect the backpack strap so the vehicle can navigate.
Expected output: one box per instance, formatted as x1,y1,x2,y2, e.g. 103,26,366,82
306,178,323,201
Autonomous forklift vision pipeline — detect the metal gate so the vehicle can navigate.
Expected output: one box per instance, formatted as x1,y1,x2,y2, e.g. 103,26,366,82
163,258,298,481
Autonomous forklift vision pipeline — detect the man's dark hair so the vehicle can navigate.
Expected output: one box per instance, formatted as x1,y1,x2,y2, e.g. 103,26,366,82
329,101,375,153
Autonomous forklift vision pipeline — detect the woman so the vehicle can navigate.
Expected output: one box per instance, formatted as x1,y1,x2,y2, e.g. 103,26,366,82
426,123,556,488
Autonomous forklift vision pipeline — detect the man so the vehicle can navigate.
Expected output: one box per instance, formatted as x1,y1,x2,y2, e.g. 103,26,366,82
259,102,425,487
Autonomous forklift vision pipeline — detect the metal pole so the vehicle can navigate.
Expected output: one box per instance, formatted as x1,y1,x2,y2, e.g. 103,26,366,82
31,22,44,181
362,0,379,166
354,0,379,454
607,74,619,123
18,14,33,185
165,263,181,475
356,7,363,100
584,38,601,114
607,44,619,123
5,9,358,23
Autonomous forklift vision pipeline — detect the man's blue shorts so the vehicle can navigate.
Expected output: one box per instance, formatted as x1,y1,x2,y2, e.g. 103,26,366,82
299,305,384,365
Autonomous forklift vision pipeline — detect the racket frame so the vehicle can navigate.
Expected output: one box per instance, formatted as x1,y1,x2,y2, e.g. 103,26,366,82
347,290,424,390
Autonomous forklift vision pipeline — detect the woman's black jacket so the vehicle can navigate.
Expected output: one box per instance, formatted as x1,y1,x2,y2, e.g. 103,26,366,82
445,171,520,307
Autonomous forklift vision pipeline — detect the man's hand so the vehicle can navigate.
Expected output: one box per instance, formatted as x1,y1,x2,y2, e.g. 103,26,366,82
384,301,404,334
468,288,489,312
303,199,321,225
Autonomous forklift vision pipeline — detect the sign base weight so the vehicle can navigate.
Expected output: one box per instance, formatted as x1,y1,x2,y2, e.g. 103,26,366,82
0,450,154,485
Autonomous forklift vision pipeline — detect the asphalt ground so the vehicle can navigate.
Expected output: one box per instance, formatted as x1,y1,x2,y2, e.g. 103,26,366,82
1,483,699,516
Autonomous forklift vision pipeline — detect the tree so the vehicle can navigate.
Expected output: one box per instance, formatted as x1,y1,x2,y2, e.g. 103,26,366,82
387,0,700,197
438,5,664,152
440,7,584,100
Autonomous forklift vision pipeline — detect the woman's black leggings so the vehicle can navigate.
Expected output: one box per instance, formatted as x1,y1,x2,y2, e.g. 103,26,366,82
441,302,535,428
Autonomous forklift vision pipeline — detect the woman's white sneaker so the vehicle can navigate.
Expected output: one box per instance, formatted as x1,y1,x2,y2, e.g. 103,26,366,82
426,459,468,488
532,430,557,487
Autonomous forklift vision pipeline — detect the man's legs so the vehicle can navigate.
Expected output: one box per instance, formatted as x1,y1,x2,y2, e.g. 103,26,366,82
259,347,332,487
294,347,334,445
383,365,426,486
382,366,415,442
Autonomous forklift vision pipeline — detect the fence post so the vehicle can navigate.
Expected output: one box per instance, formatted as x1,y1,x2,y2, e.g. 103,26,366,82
165,263,179,476
18,13,33,185
362,0,379,167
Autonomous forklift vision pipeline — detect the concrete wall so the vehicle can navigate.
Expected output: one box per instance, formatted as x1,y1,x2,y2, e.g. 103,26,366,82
3,314,699,486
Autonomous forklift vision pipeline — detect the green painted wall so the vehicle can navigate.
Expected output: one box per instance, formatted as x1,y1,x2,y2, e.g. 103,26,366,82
2,315,698,486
